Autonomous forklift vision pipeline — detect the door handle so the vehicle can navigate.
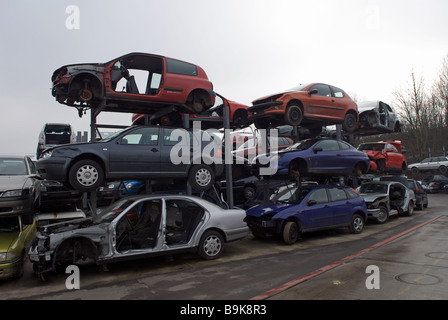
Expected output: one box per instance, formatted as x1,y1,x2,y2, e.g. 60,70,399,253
151,148,159,152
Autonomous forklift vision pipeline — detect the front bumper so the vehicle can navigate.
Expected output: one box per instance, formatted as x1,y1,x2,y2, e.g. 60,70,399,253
0,195,34,216
0,257,22,279
37,158,71,182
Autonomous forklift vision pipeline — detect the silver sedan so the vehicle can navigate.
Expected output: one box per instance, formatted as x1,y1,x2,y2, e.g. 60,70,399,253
29,195,248,278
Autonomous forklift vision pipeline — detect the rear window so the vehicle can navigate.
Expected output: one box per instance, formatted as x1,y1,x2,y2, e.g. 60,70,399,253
166,58,198,76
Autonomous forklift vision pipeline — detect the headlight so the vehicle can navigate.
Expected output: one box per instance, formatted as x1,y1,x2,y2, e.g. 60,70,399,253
1,189,24,197
0,252,16,261
40,150,53,159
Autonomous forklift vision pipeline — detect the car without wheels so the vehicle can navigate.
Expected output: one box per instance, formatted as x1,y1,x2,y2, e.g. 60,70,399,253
51,52,215,115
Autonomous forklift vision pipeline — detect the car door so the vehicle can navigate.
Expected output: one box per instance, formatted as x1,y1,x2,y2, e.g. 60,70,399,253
159,127,191,176
108,127,161,177
305,84,339,119
301,187,333,230
309,139,342,173
385,143,402,168
328,187,352,226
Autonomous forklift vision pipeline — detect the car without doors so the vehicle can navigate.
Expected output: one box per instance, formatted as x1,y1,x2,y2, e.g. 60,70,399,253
51,52,215,115
29,195,249,278
249,83,358,132
358,181,415,224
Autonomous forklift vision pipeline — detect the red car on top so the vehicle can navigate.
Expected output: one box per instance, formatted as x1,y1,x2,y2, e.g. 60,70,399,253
51,52,215,115
249,83,358,132
358,141,407,173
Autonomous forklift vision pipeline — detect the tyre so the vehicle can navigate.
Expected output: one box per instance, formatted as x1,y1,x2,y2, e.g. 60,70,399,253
68,159,104,192
439,166,447,174
243,185,256,201
284,105,303,126
375,205,388,224
342,112,357,132
188,164,215,191
405,201,414,216
349,213,364,234
283,221,299,245
198,230,224,260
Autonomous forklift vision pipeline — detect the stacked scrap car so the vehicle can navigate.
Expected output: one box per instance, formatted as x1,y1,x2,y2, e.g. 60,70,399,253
29,194,248,277
249,83,358,133
358,180,415,224
51,52,216,115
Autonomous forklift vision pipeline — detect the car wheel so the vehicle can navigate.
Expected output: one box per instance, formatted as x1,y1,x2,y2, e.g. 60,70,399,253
411,167,419,175
375,205,388,224
69,159,104,192
198,230,224,260
189,164,215,191
243,185,256,201
283,221,299,245
439,166,447,174
342,112,357,133
406,201,414,216
284,104,303,126
349,213,364,234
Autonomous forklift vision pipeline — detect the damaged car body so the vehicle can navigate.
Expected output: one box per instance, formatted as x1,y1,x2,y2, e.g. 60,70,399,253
358,181,415,224
356,101,401,135
51,52,216,115
29,194,249,278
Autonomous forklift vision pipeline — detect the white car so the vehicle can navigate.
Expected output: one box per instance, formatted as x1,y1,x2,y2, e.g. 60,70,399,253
408,156,448,175
29,194,248,278
359,181,415,224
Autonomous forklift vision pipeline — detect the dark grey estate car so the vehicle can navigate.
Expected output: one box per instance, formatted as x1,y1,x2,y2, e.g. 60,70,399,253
36,126,223,192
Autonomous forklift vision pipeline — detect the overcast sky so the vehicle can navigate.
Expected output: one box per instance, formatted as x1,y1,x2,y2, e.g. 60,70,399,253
1,0,447,156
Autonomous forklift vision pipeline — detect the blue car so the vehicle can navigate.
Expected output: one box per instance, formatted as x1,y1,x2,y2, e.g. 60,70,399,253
244,184,368,244
253,138,370,178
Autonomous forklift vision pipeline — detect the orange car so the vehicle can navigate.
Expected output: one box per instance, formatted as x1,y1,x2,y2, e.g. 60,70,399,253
249,83,358,132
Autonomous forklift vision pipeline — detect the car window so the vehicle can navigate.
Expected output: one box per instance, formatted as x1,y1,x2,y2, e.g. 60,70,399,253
0,158,28,175
307,188,329,204
386,144,399,153
309,84,331,97
315,140,340,151
166,58,198,76
331,86,345,98
120,127,159,145
0,216,20,232
338,141,351,150
328,188,348,202
346,188,360,199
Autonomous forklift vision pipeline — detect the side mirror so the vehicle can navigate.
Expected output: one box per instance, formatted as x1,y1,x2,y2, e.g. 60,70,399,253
313,147,323,153
308,89,318,95
307,199,317,206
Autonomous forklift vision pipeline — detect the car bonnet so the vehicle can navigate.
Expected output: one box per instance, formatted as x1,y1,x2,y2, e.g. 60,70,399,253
0,176,29,193
0,232,19,253
246,203,293,218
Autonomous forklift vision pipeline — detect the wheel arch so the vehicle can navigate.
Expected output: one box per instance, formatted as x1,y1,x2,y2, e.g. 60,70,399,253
69,72,104,98
53,236,99,266
67,153,107,181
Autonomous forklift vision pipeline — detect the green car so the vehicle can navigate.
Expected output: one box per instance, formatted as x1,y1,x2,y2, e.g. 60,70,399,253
0,215,36,279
